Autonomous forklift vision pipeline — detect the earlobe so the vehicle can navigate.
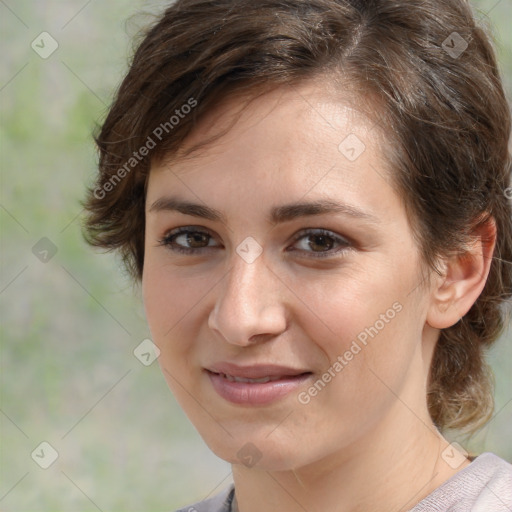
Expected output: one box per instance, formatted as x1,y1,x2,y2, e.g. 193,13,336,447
426,217,497,329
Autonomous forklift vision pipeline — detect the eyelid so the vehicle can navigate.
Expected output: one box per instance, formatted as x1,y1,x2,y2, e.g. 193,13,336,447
157,225,220,249
286,228,352,258
158,226,353,258
289,228,351,246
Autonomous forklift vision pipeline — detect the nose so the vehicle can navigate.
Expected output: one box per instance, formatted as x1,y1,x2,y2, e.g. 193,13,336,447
208,251,287,346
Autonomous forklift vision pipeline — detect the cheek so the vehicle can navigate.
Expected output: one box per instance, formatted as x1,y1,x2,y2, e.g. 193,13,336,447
306,297,424,423
294,261,424,406
142,259,205,370
143,256,204,335
289,309,421,458
142,261,206,406
290,260,414,354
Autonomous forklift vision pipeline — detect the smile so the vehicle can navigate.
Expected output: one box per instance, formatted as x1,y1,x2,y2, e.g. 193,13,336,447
221,373,283,383
205,366,312,406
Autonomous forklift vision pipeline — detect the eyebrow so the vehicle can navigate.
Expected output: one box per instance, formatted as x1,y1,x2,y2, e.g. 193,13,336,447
148,196,380,225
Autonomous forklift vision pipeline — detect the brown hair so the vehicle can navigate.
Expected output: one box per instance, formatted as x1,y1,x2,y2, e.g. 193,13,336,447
82,0,512,434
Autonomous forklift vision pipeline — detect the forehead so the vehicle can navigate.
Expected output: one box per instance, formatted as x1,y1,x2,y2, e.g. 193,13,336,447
183,81,378,157
153,81,386,173
146,81,398,223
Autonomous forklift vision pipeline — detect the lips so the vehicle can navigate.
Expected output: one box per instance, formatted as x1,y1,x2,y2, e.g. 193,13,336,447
221,374,283,383
207,362,310,379
205,363,312,405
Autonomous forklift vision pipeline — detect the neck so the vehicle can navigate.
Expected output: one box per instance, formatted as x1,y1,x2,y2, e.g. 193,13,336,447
231,403,469,512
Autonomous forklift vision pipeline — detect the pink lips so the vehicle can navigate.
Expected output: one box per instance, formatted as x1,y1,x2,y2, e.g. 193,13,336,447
205,363,312,406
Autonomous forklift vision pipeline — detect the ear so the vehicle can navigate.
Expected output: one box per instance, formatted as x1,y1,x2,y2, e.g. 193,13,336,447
426,216,497,329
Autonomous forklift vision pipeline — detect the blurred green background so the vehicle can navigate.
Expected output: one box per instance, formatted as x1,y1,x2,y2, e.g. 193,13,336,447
1,1,511,510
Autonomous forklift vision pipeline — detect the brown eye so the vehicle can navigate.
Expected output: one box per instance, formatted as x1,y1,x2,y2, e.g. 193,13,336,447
289,229,351,258
181,231,210,248
158,227,219,254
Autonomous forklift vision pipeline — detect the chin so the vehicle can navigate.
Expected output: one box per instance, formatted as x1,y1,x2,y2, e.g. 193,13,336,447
200,426,317,472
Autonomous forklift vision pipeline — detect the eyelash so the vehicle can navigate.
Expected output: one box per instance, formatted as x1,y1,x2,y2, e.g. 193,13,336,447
157,226,352,259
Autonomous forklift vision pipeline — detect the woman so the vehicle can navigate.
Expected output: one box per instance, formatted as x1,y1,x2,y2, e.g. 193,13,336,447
83,0,512,510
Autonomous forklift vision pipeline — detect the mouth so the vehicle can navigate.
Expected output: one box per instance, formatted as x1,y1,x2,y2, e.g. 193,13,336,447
204,364,313,406
213,373,286,384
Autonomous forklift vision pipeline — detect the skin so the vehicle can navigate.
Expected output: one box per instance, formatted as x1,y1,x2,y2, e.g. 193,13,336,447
142,79,495,512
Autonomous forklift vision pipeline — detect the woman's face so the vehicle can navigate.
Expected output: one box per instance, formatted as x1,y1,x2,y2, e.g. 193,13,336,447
142,81,437,471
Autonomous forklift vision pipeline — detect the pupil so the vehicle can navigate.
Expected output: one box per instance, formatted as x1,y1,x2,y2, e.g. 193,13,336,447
310,235,333,252
188,232,208,248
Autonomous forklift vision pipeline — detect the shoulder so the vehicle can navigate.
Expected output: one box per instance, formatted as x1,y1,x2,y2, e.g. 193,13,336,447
410,452,512,512
173,485,235,512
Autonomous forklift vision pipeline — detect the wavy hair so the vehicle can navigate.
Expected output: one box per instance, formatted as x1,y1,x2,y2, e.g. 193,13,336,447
82,0,512,434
